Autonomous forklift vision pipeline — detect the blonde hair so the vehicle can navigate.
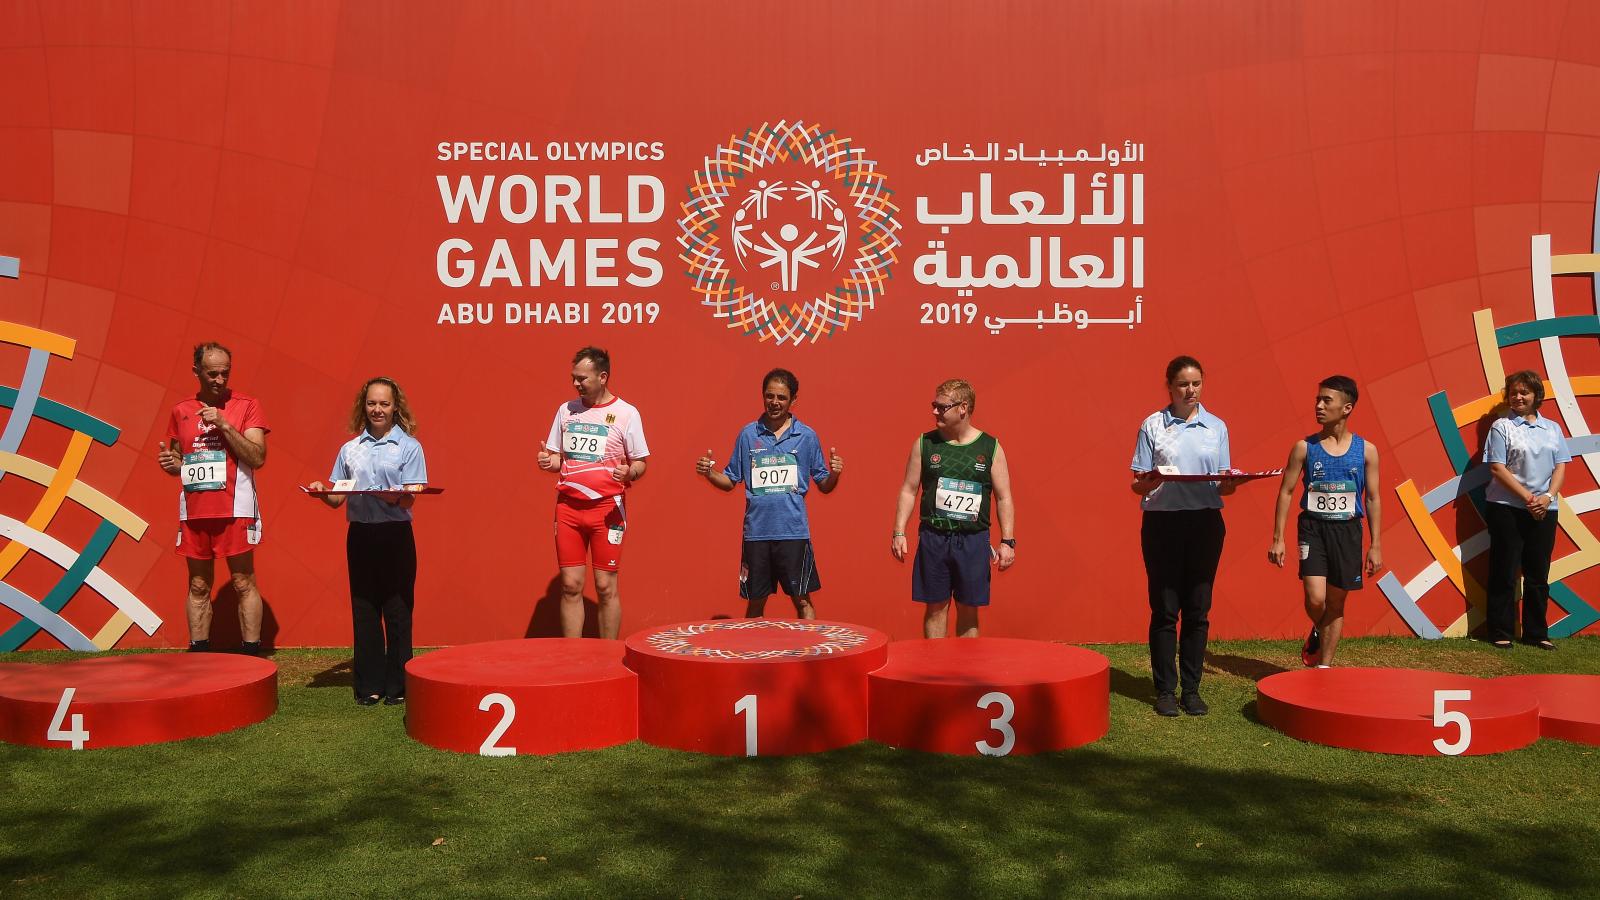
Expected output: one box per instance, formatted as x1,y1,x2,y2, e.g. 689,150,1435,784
936,379,975,414
348,377,418,435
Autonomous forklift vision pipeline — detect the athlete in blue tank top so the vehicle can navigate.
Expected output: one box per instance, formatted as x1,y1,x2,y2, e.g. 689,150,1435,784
1267,375,1383,668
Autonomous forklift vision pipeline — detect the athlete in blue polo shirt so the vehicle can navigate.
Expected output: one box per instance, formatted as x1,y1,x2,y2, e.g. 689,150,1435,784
697,368,842,618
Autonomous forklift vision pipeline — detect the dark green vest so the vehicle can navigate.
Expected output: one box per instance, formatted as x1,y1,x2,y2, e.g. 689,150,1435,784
919,430,997,533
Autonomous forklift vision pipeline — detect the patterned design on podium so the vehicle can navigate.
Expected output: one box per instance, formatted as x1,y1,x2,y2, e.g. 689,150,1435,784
643,620,869,659
1382,180,1600,640
0,310,159,651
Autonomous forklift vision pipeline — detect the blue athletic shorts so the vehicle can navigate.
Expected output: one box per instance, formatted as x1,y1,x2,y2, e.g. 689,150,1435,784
911,526,991,607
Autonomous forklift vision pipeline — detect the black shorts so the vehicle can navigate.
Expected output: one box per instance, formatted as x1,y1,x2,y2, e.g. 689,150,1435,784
740,540,820,600
1297,513,1364,591
911,527,992,607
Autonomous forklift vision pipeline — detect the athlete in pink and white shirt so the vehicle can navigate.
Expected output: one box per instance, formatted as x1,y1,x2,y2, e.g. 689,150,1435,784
538,347,649,639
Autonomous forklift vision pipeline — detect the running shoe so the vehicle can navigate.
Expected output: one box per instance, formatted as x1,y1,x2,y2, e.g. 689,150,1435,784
1300,628,1321,667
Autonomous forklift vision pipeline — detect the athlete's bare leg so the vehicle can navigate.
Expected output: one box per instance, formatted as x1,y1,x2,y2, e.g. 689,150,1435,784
225,551,261,642
593,568,621,640
559,564,588,638
185,557,215,641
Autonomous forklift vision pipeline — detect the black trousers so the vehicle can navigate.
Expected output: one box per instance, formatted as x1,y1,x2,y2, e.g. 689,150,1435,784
1141,509,1225,695
1483,502,1557,644
347,521,417,699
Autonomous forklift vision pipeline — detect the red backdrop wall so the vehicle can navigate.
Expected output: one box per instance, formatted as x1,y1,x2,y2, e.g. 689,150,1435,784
4,0,1600,649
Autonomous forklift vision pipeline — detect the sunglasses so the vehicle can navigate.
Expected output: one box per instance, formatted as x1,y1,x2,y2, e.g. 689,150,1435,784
932,401,964,414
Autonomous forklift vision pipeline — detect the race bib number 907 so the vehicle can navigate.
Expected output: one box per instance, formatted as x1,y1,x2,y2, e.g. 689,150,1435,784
751,453,799,495
563,422,608,462
935,477,983,521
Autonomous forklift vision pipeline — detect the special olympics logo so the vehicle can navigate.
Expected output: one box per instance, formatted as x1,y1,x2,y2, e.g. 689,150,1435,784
645,620,870,660
677,120,900,345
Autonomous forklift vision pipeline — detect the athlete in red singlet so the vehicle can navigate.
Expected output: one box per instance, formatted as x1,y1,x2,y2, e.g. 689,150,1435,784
155,342,269,654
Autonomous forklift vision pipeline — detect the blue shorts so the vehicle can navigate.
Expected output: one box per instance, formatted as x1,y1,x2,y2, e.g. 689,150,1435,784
911,526,991,607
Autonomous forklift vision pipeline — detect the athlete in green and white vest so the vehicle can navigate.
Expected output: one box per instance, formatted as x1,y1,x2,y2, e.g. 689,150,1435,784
892,379,1015,638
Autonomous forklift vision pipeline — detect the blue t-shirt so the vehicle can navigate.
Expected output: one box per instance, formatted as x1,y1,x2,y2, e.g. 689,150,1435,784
329,427,428,524
721,416,832,541
1130,404,1231,511
1484,413,1572,510
1300,433,1366,520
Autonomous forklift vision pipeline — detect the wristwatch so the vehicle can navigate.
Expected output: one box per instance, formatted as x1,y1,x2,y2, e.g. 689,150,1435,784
1000,538,1016,549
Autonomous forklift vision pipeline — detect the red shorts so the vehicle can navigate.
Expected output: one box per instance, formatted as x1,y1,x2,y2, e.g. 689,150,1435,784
176,517,260,560
555,496,626,571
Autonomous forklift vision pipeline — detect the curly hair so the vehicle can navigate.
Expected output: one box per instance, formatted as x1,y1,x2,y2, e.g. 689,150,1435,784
348,377,418,435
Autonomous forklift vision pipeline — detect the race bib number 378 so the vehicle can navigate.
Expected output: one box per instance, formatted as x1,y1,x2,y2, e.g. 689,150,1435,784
563,422,608,462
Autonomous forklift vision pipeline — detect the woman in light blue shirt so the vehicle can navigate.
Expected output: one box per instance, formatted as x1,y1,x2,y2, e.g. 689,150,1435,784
308,377,429,704
1482,370,1570,650
1131,356,1237,717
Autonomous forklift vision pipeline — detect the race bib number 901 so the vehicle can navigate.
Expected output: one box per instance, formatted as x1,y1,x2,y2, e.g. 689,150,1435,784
751,453,799,495
181,450,226,492
563,422,608,462
1307,479,1357,520
935,477,983,521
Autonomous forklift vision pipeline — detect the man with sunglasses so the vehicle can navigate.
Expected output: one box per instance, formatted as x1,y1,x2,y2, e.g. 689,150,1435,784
891,379,1016,637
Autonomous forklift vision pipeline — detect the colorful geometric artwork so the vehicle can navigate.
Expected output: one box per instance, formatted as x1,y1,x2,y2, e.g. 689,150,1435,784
677,120,901,345
0,265,161,651
1384,183,1600,640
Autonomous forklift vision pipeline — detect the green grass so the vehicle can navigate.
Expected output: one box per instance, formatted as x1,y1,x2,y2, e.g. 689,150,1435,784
2,638,1598,898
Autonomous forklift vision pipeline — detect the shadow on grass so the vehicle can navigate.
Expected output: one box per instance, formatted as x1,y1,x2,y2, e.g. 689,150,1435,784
1204,651,1288,682
306,659,354,689
0,777,457,893
1109,666,1151,704
534,747,1599,896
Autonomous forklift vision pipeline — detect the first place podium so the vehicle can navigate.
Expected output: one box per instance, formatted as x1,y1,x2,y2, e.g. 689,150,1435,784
625,619,889,756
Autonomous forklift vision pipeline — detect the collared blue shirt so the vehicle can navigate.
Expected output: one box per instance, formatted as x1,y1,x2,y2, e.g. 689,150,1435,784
329,426,428,523
1131,404,1231,511
721,415,832,540
1484,412,1571,510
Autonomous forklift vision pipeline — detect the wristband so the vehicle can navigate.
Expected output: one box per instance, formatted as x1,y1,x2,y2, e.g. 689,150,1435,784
1000,538,1016,549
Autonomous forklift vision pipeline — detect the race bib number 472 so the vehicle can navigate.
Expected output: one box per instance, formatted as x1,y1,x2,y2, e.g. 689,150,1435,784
935,477,983,521
563,422,608,462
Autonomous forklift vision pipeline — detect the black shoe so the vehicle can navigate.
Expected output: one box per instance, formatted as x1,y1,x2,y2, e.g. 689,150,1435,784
356,695,380,707
1154,692,1180,717
1301,629,1321,667
1180,692,1209,716
1491,640,1514,650
1521,639,1557,651
236,641,262,657
383,695,405,706
187,640,211,653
